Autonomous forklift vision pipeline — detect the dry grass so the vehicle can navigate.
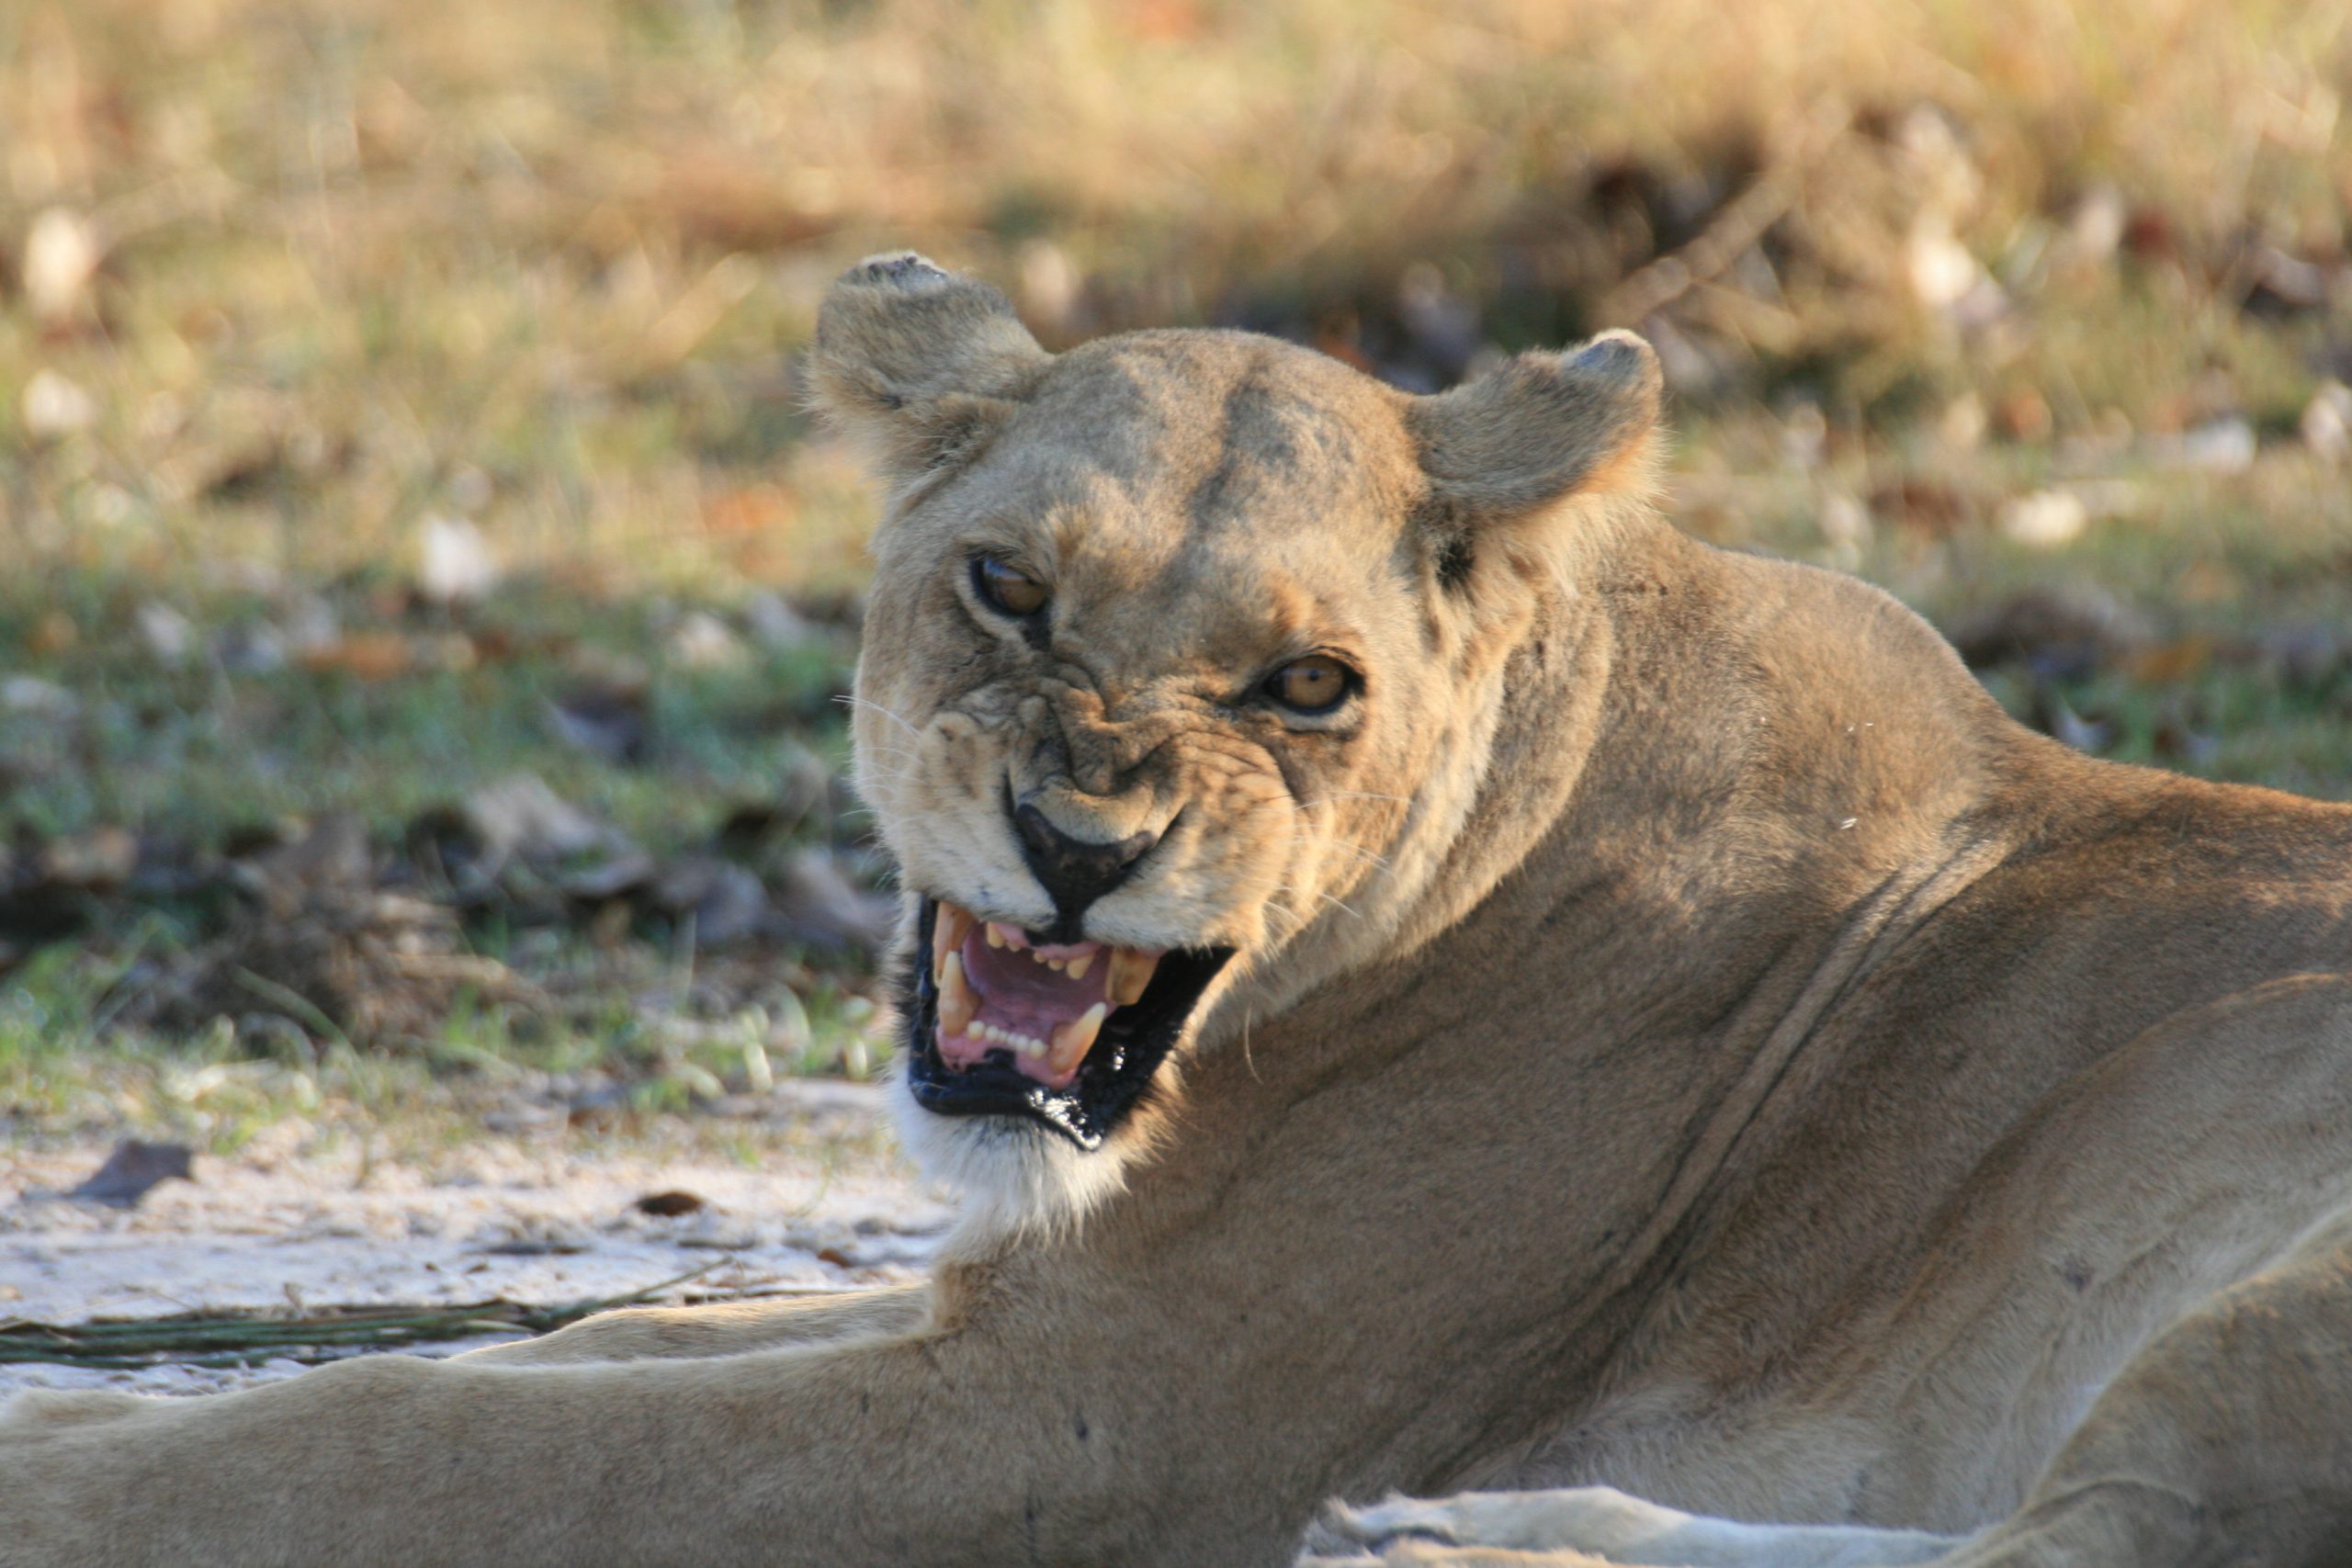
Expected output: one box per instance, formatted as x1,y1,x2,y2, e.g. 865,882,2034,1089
2,0,2349,1139
4,0,2346,586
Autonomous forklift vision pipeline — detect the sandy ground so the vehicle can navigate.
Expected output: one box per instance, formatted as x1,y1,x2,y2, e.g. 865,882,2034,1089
0,1081,949,1400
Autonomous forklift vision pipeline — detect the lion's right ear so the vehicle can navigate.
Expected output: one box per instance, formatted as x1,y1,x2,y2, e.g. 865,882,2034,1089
808,253,1049,493
1406,331,1663,580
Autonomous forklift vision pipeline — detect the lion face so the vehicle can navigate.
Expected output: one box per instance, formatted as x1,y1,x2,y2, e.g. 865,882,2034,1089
811,254,1658,1229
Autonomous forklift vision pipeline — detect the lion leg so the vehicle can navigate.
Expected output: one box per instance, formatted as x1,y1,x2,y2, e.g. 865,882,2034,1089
458,1281,932,1364
1302,1488,1963,1567
0,1307,1147,1568
1932,1202,2352,1568
1338,1203,2352,1568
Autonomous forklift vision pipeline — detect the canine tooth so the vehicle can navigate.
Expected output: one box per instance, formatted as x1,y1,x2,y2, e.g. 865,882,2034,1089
986,923,1006,949
1048,1002,1108,1076
1107,948,1160,1008
1064,952,1093,982
933,905,973,982
938,953,978,1036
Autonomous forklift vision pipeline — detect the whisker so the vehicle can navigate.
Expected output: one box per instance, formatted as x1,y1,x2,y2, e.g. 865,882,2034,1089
835,694,924,740
1261,827,1393,871
1265,881,1363,923
1299,838,1391,869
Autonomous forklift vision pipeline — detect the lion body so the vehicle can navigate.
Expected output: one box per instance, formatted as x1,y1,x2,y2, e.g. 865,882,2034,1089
6,256,2352,1568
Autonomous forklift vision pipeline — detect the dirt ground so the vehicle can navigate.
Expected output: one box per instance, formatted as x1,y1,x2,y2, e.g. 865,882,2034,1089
0,1083,947,1401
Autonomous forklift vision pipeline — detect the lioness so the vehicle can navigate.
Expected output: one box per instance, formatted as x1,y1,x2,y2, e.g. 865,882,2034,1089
6,254,2352,1568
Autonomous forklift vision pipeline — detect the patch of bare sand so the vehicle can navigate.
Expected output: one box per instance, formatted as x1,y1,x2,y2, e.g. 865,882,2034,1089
0,1082,949,1399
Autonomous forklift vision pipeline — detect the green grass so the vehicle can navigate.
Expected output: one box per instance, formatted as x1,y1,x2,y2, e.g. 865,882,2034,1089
0,571,854,846
3,0,2349,1145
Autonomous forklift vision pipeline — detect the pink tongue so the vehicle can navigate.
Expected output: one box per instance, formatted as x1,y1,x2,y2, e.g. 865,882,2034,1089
935,931,1108,1089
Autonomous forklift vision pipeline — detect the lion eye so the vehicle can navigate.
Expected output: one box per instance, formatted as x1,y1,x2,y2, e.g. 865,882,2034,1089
973,557,1050,619
1265,655,1352,716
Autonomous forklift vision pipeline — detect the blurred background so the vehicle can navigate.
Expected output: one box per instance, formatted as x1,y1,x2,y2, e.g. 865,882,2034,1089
2,0,2349,1162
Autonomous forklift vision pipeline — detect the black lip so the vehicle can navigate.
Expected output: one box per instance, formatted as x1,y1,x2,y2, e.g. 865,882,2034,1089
899,897,1233,1150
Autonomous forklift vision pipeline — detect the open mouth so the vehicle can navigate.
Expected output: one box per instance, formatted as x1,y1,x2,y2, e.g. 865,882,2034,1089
900,897,1233,1150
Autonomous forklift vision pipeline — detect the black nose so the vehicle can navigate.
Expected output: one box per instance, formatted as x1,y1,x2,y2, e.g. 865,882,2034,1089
1012,800,1159,924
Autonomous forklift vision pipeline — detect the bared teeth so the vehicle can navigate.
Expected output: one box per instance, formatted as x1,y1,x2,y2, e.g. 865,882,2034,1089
1048,1002,1108,1077
932,904,1167,1075
933,904,975,984
938,952,978,1036
974,1021,1046,1058
1107,947,1160,1008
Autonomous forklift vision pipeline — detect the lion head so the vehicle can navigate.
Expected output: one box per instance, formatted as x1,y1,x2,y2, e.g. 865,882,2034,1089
810,254,1661,1231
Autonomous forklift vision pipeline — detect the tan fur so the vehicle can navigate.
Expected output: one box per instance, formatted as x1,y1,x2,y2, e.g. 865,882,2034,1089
6,254,2352,1568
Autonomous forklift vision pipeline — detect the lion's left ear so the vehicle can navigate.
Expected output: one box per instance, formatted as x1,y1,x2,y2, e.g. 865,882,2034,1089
808,252,1051,492
1406,331,1663,567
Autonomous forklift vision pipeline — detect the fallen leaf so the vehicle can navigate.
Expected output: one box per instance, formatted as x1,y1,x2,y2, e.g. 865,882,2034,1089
743,592,819,652
21,208,102,325
418,515,500,604
480,1238,590,1257
698,484,797,536
20,368,97,439
667,611,746,670
1,675,79,719
1865,478,1975,538
2257,625,2352,690
41,827,140,890
27,611,77,656
1998,490,2088,549
2126,637,2215,685
547,679,650,764
245,814,374,901
460,773,621,864
2302,382,2351,465
2153,417,2256,474
135,602,197,666
1993,388,2052,444
651,856,772,947
65,1140,195,1207
2032,690,2110,753
300,632,415,681
1945,587,2152,681
770,849,896,955
635,1190,707,1217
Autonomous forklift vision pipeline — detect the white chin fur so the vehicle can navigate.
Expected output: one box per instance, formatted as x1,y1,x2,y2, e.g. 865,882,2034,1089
888,1057,1147,1247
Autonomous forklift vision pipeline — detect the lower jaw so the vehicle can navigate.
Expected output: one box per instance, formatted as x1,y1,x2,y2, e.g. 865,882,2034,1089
899,897,1233,1152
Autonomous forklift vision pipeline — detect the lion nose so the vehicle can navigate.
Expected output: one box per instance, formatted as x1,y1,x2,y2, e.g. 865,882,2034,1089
1012,800,1159,924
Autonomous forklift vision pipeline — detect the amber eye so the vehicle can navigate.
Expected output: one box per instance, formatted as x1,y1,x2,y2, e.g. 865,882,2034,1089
1265,654,1353,716
973,557,1050,619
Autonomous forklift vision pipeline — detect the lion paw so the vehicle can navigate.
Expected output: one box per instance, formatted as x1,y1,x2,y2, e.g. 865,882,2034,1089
1301,1493,1467,1558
